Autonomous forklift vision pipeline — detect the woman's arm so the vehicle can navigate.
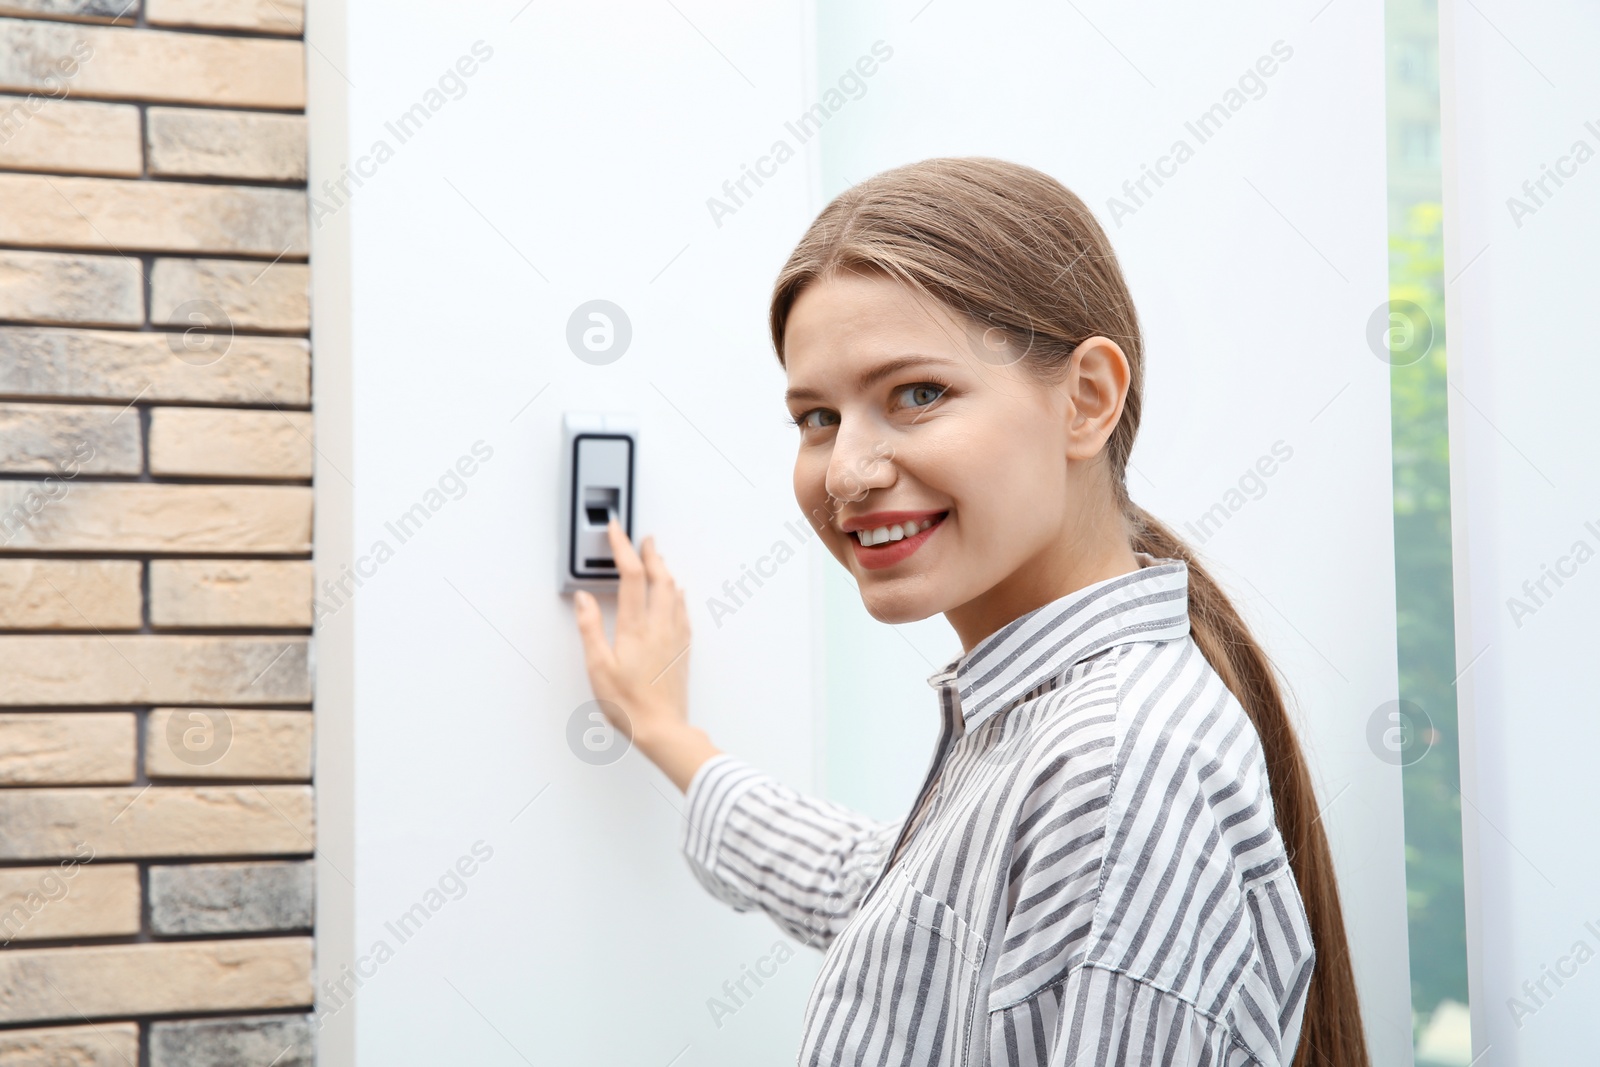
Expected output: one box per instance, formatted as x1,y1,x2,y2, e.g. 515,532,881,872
634,720,723,793
675,749,903,951
569,523,899,945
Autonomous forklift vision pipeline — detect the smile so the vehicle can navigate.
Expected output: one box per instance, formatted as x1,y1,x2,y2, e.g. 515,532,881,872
853,514,942,546
848,511,948,570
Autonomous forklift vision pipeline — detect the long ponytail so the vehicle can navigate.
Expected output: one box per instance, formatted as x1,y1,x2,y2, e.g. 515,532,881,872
770,156,1371,1067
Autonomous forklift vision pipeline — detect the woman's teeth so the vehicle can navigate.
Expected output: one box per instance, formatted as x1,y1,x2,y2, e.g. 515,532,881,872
855,515,942,547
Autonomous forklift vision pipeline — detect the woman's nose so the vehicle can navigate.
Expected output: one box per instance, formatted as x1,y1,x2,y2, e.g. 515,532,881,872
825,428,896,505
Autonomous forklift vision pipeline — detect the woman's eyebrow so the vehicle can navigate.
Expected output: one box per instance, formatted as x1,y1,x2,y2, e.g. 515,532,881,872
784,354,961,405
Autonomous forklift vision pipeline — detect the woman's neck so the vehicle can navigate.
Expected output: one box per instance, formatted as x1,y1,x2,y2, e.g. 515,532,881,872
945,523,1141,655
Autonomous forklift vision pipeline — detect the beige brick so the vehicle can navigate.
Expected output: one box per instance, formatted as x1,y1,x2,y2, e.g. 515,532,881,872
147,107,306,180
0,326,309,405
0,174,307,256
0,560,141,629
0,938,313,1023
0,18,304,108
0,402,141,474
0,2,136,22
150,560,313,627
147,0,300,33
0,635,310,704
0,785,313,860
146,709,312,780
149,407,312,479
0,1023,139,1067
0,251,141,327
0,863,139,941
0,93,140,175
0,713,134,784
150,258,309,333
0,482,311,553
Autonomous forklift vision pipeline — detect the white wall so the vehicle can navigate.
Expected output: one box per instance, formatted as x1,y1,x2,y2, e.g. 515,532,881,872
312,1,1414,1063
316,1,833,1062
1441,1,1600,1058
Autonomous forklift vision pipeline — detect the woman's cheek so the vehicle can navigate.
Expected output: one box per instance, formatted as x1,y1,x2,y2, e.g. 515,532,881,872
793,457,826,519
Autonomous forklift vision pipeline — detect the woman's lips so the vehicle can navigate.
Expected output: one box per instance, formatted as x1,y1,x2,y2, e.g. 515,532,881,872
850,512,947,571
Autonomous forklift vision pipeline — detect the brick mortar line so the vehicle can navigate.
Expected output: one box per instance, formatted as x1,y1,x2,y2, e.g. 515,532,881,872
0,400,315,413
0,474,315,484
0,322,314,338
3,927,314,946
20,100,312,115
0,555,310,568
0,703,313,710
0,169,310,189
0,244,311,265
0,10,305,43
0,628,316,635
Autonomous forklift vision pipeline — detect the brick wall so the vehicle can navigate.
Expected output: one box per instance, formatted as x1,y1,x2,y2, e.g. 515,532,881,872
0,2,316,1064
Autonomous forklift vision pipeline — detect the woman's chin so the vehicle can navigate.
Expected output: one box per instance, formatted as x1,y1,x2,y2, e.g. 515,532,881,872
858,583,943,625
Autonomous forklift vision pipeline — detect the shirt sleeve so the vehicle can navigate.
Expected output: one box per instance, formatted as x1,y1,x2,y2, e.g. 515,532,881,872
678,752,904,952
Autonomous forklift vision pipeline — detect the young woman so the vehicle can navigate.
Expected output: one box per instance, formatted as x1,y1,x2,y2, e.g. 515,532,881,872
572,157,1369,1066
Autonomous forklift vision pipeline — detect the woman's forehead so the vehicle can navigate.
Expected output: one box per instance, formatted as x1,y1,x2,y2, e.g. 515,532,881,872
785,278,973,363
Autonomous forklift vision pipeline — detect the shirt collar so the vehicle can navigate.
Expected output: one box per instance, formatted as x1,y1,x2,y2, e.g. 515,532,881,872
925,552,1191,736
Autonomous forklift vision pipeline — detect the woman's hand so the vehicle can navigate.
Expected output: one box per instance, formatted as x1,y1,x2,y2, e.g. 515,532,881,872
572,519,692,754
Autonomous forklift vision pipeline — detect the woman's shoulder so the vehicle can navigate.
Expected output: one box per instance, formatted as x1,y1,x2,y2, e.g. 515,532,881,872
1099,632,1288,880
1008,633,1284,872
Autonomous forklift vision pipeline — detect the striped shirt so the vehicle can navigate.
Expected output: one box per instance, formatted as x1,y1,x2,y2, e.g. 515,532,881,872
679,553,1315,1065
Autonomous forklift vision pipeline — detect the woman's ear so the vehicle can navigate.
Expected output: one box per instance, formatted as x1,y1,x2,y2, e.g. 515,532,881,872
1062,335,1130,460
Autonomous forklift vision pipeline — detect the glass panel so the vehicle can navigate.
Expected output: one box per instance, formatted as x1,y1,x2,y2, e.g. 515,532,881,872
1384,0,1473,1061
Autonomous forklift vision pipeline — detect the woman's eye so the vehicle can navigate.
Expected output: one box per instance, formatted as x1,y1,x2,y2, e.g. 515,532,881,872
895,382,947,410
793,408,839,430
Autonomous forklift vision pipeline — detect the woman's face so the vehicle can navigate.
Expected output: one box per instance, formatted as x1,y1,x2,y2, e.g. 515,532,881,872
782,269,1130,645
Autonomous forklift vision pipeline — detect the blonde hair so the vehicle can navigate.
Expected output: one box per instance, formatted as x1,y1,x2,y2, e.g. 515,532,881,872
769,156,1369,1067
